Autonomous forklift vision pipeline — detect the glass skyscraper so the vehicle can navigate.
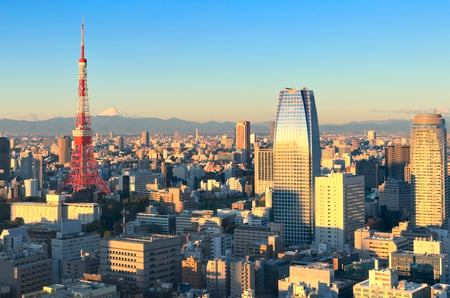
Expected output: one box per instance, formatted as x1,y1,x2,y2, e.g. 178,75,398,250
273,88,320,245
411,113,448,228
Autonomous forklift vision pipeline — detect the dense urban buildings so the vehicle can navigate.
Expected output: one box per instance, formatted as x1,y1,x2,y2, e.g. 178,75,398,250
411,113,448,228
272,88,320,245
4,15,450,298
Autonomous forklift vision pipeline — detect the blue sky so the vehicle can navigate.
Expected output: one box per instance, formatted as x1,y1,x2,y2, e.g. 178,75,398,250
2,1,450,124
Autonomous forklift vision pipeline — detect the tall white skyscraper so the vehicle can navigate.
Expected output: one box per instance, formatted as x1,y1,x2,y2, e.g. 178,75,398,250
315,173,365,251
273,88,320,245
411,114,448,228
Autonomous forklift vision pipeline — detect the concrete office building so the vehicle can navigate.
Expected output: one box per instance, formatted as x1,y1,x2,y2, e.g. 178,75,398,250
379,180,412,219
353,262,430,298
315,173,365,251
254,145,273,195
100,235,182,294
0,228,52,298
389,237,449,284
354,228,408,259
10,193,100,224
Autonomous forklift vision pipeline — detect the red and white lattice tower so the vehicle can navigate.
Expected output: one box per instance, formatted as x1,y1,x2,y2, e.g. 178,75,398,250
65,21,110,195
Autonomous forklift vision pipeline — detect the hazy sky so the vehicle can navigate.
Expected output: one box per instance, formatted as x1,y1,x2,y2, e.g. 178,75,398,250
2,1,450,124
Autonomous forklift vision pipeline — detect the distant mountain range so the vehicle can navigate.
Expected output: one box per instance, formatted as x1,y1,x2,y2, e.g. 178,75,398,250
0,115,415,136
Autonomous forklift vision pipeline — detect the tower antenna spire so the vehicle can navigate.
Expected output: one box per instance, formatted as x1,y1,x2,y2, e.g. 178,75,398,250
81,16,85,59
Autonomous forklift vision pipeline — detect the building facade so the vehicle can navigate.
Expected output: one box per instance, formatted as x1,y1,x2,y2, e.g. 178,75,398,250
411,114,448,228
385,142,410,181
236,121,251,164
100,235,181,294
58,136,72,165
273,88,320,245
254,145,273,195
315,173,365,251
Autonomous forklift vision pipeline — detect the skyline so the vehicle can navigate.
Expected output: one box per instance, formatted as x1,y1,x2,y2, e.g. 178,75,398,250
2,1,450,124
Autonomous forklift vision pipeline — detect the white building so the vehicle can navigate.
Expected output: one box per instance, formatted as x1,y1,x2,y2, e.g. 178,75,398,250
315,173,365,251
11,193,100,224
24,178,38,197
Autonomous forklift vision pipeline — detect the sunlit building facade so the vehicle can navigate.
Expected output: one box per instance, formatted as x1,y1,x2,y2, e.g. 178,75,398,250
273,88,320,245
411,114,448,228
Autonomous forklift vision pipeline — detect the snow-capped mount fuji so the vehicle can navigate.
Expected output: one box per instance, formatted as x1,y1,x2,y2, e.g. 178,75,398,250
97,107,128,117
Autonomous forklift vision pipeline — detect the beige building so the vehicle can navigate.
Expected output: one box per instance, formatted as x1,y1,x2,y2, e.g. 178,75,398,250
11,193,64,223
182,256,203,289
354,228,408,259
58,136,72,165
315,173,365,251
411,114,448,228
149,187,184,213
206,258,229,298
233,223,282,257
254,145,273,195
10,193,100,224
278,263,352,297
65,203,101,224
353,263,430,298
230,259,255,298
100,235,181,295
23,280,119,298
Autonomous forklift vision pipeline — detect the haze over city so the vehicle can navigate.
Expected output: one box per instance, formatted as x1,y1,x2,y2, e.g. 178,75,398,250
3,1,450,124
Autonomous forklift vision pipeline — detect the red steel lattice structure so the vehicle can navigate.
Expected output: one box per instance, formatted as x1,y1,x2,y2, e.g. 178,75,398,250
65,22,110,195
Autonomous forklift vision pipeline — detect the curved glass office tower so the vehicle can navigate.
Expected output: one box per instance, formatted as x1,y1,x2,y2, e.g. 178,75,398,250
411,114,448,228
273,88,320,245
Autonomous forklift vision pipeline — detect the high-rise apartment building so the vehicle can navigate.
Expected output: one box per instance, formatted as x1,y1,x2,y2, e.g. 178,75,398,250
254,145,273,195
273,88,320,245
411,114,448,228
141,131,149,146
182,256,203,289
315,173,365,251
206,258,230,298
236,121,251,164
58,136,72,165
385,142,410,181
230,259,255,298
0,137,10,180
